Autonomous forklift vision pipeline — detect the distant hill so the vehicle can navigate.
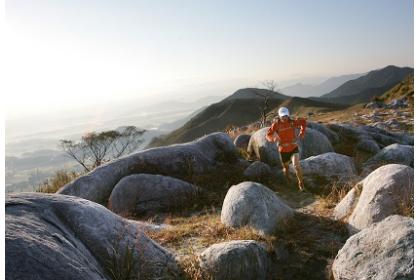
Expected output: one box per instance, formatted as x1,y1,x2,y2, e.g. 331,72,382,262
280,73,363,97
269,96,348,119
310,86,391,106
148,88,288,147
319,65,413,104
148,88,349,147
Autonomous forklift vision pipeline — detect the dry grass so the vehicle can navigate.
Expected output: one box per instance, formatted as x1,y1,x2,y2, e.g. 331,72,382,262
317,181,356,213
178,249,211,280
146,211,271,251
146,210,274,280
36,170,81,193
225,122,260,140
398,193,414,218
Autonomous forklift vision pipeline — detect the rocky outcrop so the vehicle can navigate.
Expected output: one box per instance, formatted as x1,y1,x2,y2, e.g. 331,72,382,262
247,127,280,167
221,182,294,236
108,174,202,216
333,187,360,220
348,164,414,232
243,161,272,182
291,152,357,192
58,133,246,205
234,134,251,150
334,164,414,232
327,123,413,172
332,215,414,280
199,240,269,280
5,193,181,280
298,128,335,159
307,122,340,145
361,143,414,177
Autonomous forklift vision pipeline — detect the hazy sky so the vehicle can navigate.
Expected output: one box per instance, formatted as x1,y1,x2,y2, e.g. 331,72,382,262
4,0,414,119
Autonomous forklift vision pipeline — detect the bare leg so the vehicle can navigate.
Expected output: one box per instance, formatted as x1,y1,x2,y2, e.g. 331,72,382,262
283,162,290,183
292,154,304,191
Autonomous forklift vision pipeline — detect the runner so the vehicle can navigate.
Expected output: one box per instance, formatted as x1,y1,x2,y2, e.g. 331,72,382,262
266,107,306,191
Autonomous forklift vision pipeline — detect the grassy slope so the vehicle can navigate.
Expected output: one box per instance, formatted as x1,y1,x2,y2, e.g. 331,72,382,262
377,74,414,103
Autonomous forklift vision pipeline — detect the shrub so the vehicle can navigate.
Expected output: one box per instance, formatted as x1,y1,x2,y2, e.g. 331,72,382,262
36,170,80,193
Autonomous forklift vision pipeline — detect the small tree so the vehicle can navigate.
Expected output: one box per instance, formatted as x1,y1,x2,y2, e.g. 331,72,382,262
254,80,279,127
60,126,145,172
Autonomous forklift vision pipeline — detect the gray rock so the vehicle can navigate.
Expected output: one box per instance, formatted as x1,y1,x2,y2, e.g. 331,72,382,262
307,121,340,144
327,123,413,172
234,134,251,150
361,144,414,177
247,127,280,167
365,101,384,109
199,240,269,280
298,128,335,159
333,185,360,220
243,161,272,181
109,174,202,216
333,215,413,280
5,193,181,280
58,133,244,205
347,164,414,232
386,97,409,109
291,152,357,192
221,181,294,236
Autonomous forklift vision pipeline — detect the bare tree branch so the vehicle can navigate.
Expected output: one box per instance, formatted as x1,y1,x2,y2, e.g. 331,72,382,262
59,126,145,171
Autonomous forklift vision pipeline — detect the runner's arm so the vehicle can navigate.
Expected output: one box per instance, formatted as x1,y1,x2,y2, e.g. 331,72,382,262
266,122,280,142
296,118,307,138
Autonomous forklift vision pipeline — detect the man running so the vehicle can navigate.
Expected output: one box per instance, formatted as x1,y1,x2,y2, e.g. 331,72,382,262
266,107,306,191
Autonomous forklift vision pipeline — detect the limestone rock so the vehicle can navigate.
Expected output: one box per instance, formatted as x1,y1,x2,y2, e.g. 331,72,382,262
247,127,280,167
243,161,272,181
199,240,269,280
348,164,414,232
361,144,414,177
332,215,413,280
298,128,335,159
58,133,244,205
234,134,251,150
5,193,181,280
307,122,340,144
109,174,202,216
291,152,357,192
221,182,294,236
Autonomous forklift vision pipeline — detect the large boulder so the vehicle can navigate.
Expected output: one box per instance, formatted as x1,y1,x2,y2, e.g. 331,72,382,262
243,161,272,182
333,186,360,220
298,128,335,159
5,193,181,280
109,174,202,216
234,134,251,150
307,122,340,145
334,164,414,232
247,127,280,167
290,152,357,193
348,164,414,232
58,133,245,205
332,215,414,280
361,144,414,177
221,182,294,236
199,240,269,280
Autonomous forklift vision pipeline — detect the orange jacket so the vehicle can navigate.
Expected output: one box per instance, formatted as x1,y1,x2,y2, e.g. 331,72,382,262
266,118,307,152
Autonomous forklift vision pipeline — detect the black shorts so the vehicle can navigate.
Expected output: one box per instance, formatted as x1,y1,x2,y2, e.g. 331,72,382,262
280,146,299,164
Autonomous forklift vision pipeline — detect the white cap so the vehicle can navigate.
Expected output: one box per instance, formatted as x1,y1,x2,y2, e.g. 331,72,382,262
278,107,290,117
